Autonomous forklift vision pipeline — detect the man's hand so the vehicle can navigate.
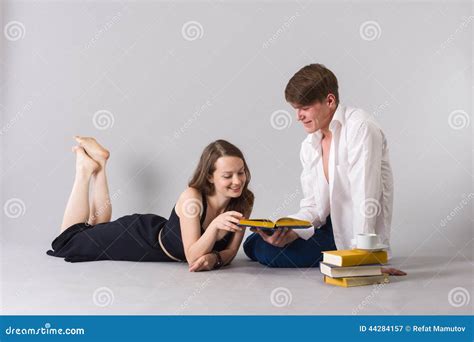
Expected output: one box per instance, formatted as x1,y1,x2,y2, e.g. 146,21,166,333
381,267,407,276
188,253,217,272
251,228,299,247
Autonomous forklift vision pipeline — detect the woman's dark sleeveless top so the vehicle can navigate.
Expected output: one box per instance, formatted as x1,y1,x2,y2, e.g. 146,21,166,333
160,192,234,261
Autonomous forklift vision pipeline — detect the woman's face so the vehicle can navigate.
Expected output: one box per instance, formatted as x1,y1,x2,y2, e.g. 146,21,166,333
210,156,246,198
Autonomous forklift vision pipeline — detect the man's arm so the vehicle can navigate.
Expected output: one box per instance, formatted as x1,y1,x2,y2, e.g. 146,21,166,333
347,120,384,247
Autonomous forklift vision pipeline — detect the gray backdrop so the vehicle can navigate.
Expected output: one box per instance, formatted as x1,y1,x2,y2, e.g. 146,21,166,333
1,0,472,274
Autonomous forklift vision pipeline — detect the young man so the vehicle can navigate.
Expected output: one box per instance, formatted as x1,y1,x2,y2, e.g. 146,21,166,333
244,64,405,275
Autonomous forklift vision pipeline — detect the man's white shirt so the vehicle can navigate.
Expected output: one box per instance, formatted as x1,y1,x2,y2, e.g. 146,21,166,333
288,104,394,257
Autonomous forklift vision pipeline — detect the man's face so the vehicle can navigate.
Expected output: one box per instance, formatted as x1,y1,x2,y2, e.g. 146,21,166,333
291,99,332,134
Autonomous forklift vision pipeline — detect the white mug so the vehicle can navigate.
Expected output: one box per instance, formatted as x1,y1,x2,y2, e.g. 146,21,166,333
356,233,379,249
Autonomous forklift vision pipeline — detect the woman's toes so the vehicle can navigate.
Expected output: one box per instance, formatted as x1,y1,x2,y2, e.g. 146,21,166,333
74,135,92,146
74,146,100,174
72,145,83,154
73,136,110,162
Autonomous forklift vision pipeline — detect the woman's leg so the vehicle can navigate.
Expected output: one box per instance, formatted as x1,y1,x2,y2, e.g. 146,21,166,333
73,136,111,225
60,146,99,232
88,166,111,225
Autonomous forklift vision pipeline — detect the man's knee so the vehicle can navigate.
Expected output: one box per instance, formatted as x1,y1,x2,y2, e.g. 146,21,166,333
261,253,322,268
259,240,324,268
243,233,283,265
243,233,260,261
244,234,323,268
257,256,284,268
254,243,287,267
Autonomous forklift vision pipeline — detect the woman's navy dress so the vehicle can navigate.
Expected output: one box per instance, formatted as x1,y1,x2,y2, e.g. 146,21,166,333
46,193,233,263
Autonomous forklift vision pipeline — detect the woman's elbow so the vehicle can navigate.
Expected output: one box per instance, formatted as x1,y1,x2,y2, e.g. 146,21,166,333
184,249,199,265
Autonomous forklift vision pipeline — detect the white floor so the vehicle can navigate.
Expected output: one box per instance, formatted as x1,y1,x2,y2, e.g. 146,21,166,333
2,241,473,316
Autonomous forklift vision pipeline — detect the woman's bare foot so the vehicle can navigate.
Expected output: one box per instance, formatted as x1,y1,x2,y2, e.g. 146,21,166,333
74,136,110,166
73,146,100,175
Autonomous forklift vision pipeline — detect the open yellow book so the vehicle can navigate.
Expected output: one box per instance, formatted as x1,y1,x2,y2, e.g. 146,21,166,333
237,217,312,230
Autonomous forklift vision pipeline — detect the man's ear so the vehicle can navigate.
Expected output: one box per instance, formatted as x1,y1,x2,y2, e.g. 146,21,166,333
327,94,337,108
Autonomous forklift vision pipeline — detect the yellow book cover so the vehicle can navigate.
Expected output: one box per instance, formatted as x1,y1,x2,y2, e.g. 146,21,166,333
323,249,388,267
324,274,389,287
238,217,312,230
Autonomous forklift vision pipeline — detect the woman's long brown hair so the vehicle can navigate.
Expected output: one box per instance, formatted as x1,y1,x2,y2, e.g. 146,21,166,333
188,140,254,217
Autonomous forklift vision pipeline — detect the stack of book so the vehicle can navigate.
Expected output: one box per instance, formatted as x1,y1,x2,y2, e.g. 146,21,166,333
320,249,389,287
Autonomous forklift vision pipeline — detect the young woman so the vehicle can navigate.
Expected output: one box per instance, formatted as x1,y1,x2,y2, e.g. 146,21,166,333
47,137,254,272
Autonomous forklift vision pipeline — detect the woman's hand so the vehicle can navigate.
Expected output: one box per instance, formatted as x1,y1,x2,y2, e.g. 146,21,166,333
188,253,217,272
381,267,407,276
208,211,244,233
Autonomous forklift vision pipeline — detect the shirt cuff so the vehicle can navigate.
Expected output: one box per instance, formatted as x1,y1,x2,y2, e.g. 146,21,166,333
293,226,315,240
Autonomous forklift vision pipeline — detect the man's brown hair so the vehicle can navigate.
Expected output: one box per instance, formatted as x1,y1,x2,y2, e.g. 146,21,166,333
285,63,339,106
